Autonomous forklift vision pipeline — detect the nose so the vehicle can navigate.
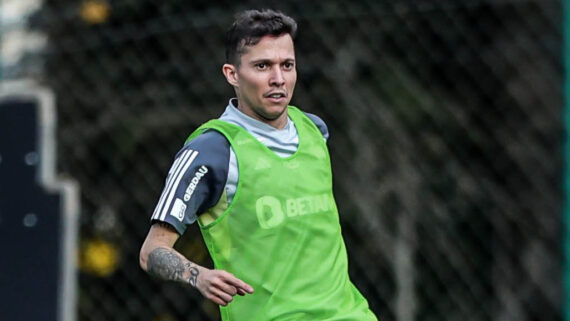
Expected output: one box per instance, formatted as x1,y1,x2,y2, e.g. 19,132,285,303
269,66,285,87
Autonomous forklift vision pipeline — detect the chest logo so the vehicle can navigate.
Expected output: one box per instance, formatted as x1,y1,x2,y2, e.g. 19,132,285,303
255,194,334,229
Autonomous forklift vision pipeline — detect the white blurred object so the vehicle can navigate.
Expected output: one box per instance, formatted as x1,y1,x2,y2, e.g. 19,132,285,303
1,0,46,79
1,0,41,23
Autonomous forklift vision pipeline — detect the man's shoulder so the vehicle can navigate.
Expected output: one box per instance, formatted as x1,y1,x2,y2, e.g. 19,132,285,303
183,129,230,153
302,112,330,140
176,129,232,168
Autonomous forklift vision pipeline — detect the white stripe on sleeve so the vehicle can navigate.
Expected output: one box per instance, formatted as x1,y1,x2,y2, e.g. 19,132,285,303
158,150,199,221
152,150,191,220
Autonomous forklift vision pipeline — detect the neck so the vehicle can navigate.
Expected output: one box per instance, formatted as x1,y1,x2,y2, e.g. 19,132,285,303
235,104,288,130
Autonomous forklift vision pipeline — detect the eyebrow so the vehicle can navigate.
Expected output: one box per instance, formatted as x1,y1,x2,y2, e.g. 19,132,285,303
249,58,295,65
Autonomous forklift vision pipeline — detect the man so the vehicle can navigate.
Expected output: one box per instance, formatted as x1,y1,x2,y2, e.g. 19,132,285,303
140,9,377,320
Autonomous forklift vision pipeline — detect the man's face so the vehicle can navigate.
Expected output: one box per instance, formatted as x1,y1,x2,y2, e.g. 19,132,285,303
223,34,297,129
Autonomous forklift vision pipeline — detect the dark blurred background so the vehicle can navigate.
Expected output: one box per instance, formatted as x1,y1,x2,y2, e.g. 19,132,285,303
1,0,563,320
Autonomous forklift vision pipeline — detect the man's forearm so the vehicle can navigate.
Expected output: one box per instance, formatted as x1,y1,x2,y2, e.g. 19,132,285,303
147,247,200,287
142,238,254,306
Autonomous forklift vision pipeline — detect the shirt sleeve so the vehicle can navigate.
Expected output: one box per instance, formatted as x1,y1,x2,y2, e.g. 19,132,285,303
304,112,330,141
150,130,230,234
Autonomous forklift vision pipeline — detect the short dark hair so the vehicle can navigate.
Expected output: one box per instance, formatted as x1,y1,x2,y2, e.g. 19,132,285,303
225,9,297,65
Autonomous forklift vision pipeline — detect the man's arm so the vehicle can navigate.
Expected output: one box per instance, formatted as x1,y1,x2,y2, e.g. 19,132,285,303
140,222,254,306
304,112,330,141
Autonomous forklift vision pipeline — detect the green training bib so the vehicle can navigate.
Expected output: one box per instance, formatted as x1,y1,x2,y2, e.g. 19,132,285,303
186,106,377,321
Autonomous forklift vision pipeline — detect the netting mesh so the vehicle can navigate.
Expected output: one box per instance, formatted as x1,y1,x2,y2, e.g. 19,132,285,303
4,0,563,320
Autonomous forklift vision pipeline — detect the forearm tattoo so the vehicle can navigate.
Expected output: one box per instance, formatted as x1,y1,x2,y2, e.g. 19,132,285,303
186,262,200,287
147,247,200,287
148,248,186,281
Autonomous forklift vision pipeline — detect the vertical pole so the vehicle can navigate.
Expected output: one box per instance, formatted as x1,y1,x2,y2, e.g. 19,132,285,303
562,0,570,321
0,0,3,81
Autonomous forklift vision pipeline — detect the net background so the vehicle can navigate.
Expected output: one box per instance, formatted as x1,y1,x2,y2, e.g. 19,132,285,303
4,0,563,320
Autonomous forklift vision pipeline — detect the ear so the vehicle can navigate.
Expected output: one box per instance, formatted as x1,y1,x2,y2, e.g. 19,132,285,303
222,63,239,87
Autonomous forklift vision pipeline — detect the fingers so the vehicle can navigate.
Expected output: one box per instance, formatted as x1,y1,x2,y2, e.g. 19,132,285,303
223,272,254,294
210,286,234,306
212,277,238,296
206,292,229,306
200,281,234,306
197,269,255,306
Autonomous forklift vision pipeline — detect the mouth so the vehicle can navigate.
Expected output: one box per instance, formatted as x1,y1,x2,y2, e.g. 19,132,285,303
265,92,287,102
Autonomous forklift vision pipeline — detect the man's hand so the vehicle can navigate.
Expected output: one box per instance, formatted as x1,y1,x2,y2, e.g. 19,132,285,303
140,223,253,306
195,268,254,306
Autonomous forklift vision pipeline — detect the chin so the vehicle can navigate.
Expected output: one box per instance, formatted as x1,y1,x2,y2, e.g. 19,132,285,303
261,106,288,120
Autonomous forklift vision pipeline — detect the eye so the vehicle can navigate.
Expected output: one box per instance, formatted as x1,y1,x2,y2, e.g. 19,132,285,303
283,62,294,70
256,63,267,70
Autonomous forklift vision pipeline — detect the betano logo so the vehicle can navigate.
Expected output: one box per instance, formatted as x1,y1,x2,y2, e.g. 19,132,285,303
255,194,333,229
184,165,208,201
